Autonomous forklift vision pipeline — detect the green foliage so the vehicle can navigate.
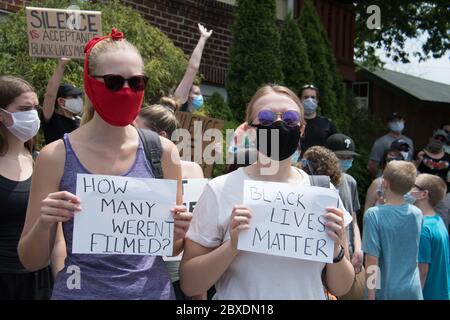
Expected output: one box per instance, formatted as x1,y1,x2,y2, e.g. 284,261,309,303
280,14,313,94
298,0,337,122
345,94,385,210
0,0,187,104
354,1,450,67
227,0,284,121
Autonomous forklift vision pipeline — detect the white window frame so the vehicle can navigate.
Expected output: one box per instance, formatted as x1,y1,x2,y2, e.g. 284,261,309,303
352,81,370,110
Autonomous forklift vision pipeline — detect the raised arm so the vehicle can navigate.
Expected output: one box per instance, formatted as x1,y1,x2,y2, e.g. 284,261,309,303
173,23,212,105
42,58,71,122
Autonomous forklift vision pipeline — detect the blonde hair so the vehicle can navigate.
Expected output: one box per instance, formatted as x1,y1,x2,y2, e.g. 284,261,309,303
245,84,306,127
416,174,447,207
383,160,417,195
160,96,180,112
80,37,144,126
301,146,341,186
139,103,179,137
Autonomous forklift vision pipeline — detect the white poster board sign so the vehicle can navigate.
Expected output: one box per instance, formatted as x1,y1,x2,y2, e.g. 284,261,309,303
238,180,344,263
164,178,208,262
72,174,177,256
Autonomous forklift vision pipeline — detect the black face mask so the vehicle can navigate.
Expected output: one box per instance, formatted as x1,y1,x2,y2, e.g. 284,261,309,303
253,121,301,161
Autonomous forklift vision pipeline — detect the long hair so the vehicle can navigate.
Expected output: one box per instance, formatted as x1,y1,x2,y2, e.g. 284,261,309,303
0,75,36,155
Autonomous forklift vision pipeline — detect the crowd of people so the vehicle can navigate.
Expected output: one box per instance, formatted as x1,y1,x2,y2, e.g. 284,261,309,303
0,25,449,300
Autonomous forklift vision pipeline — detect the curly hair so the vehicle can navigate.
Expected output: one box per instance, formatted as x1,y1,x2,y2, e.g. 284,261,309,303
300,146,342,186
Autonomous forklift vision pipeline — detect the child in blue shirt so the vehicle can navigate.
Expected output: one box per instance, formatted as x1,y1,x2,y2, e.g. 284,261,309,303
363,160,423,300
411,173,450,300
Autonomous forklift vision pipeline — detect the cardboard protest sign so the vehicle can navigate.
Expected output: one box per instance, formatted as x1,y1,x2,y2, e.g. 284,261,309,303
238,180,346,263
164,178,208,262
26,7,102,59
175,111,224,178
72,174,176,256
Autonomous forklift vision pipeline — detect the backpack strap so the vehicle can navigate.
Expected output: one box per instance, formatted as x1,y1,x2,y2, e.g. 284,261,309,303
137,128,164,179
309,175,331,188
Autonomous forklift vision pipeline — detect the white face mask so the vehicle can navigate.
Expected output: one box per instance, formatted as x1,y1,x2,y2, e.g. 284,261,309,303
63,97,83,115
400,151,409,161
3,109,40,142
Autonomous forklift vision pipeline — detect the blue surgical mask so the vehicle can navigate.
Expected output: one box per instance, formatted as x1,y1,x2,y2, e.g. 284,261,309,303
339,159,353,172
388,121,404,133
302,98,318,114
191,95,204,110
404,191,416,204
291,149,300,165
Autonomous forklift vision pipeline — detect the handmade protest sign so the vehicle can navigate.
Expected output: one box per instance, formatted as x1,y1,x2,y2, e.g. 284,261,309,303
164,178,208,262
181,178,208,213
175,111,224,178
72,174,176,256
26,7,102,59
238,180,350,263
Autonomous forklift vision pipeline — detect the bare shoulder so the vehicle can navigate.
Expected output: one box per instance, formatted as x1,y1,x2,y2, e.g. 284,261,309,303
181,161,204,179
35,139,66,178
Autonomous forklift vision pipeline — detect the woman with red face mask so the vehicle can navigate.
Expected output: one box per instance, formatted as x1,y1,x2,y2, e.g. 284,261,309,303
18,29,192,300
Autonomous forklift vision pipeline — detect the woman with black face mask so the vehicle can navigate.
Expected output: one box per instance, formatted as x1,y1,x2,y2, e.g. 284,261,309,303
180,85,355,300
415,130,450,191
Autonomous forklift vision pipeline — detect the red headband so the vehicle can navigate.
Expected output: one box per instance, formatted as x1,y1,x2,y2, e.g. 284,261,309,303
83,28,125,107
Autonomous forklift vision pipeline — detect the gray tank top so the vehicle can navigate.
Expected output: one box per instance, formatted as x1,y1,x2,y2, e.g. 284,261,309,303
51,134,174,300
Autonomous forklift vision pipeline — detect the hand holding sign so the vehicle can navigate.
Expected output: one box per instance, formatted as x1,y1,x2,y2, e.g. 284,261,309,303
238,180,352,263
172,205,192,243
37,191,81,230
230,205,252,250
323,207,346,256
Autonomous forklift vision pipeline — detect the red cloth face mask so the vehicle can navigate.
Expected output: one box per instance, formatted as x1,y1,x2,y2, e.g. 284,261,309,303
83,28,144,127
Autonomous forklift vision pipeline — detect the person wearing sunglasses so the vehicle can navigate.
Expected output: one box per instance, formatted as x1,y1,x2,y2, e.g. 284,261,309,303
407,174,450,300
0,75,54,299
415,129,450,192
174,23,212,112
18,29,192,300
42,58,84,145
299,84,337,157
180,84,354,299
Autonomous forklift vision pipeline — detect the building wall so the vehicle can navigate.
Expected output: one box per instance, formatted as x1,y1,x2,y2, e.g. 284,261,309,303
123,0,233,86
0,0,356,84
366,79,450,151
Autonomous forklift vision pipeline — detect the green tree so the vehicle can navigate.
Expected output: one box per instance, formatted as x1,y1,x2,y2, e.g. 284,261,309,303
354,1,450,68
298,0,337,122
0,0,187,103
280,13,313,94
227,0,284,121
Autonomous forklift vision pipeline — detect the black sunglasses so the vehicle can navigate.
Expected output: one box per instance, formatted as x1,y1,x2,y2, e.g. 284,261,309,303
92,74,149,92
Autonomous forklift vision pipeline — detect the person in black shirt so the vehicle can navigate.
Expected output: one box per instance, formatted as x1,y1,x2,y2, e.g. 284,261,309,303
42,58,82,145
299,84,336,155
0,75,54,299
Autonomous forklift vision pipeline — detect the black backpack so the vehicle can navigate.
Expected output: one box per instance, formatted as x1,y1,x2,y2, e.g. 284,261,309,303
136,128,164,179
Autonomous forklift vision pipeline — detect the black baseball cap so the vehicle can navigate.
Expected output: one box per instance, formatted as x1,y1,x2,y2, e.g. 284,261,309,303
57,83,82,99
325,133,359,156
387,112,403,122
391,139,410,151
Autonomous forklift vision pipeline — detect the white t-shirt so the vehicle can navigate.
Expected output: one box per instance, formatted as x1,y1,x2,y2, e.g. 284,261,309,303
186,167,352,300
